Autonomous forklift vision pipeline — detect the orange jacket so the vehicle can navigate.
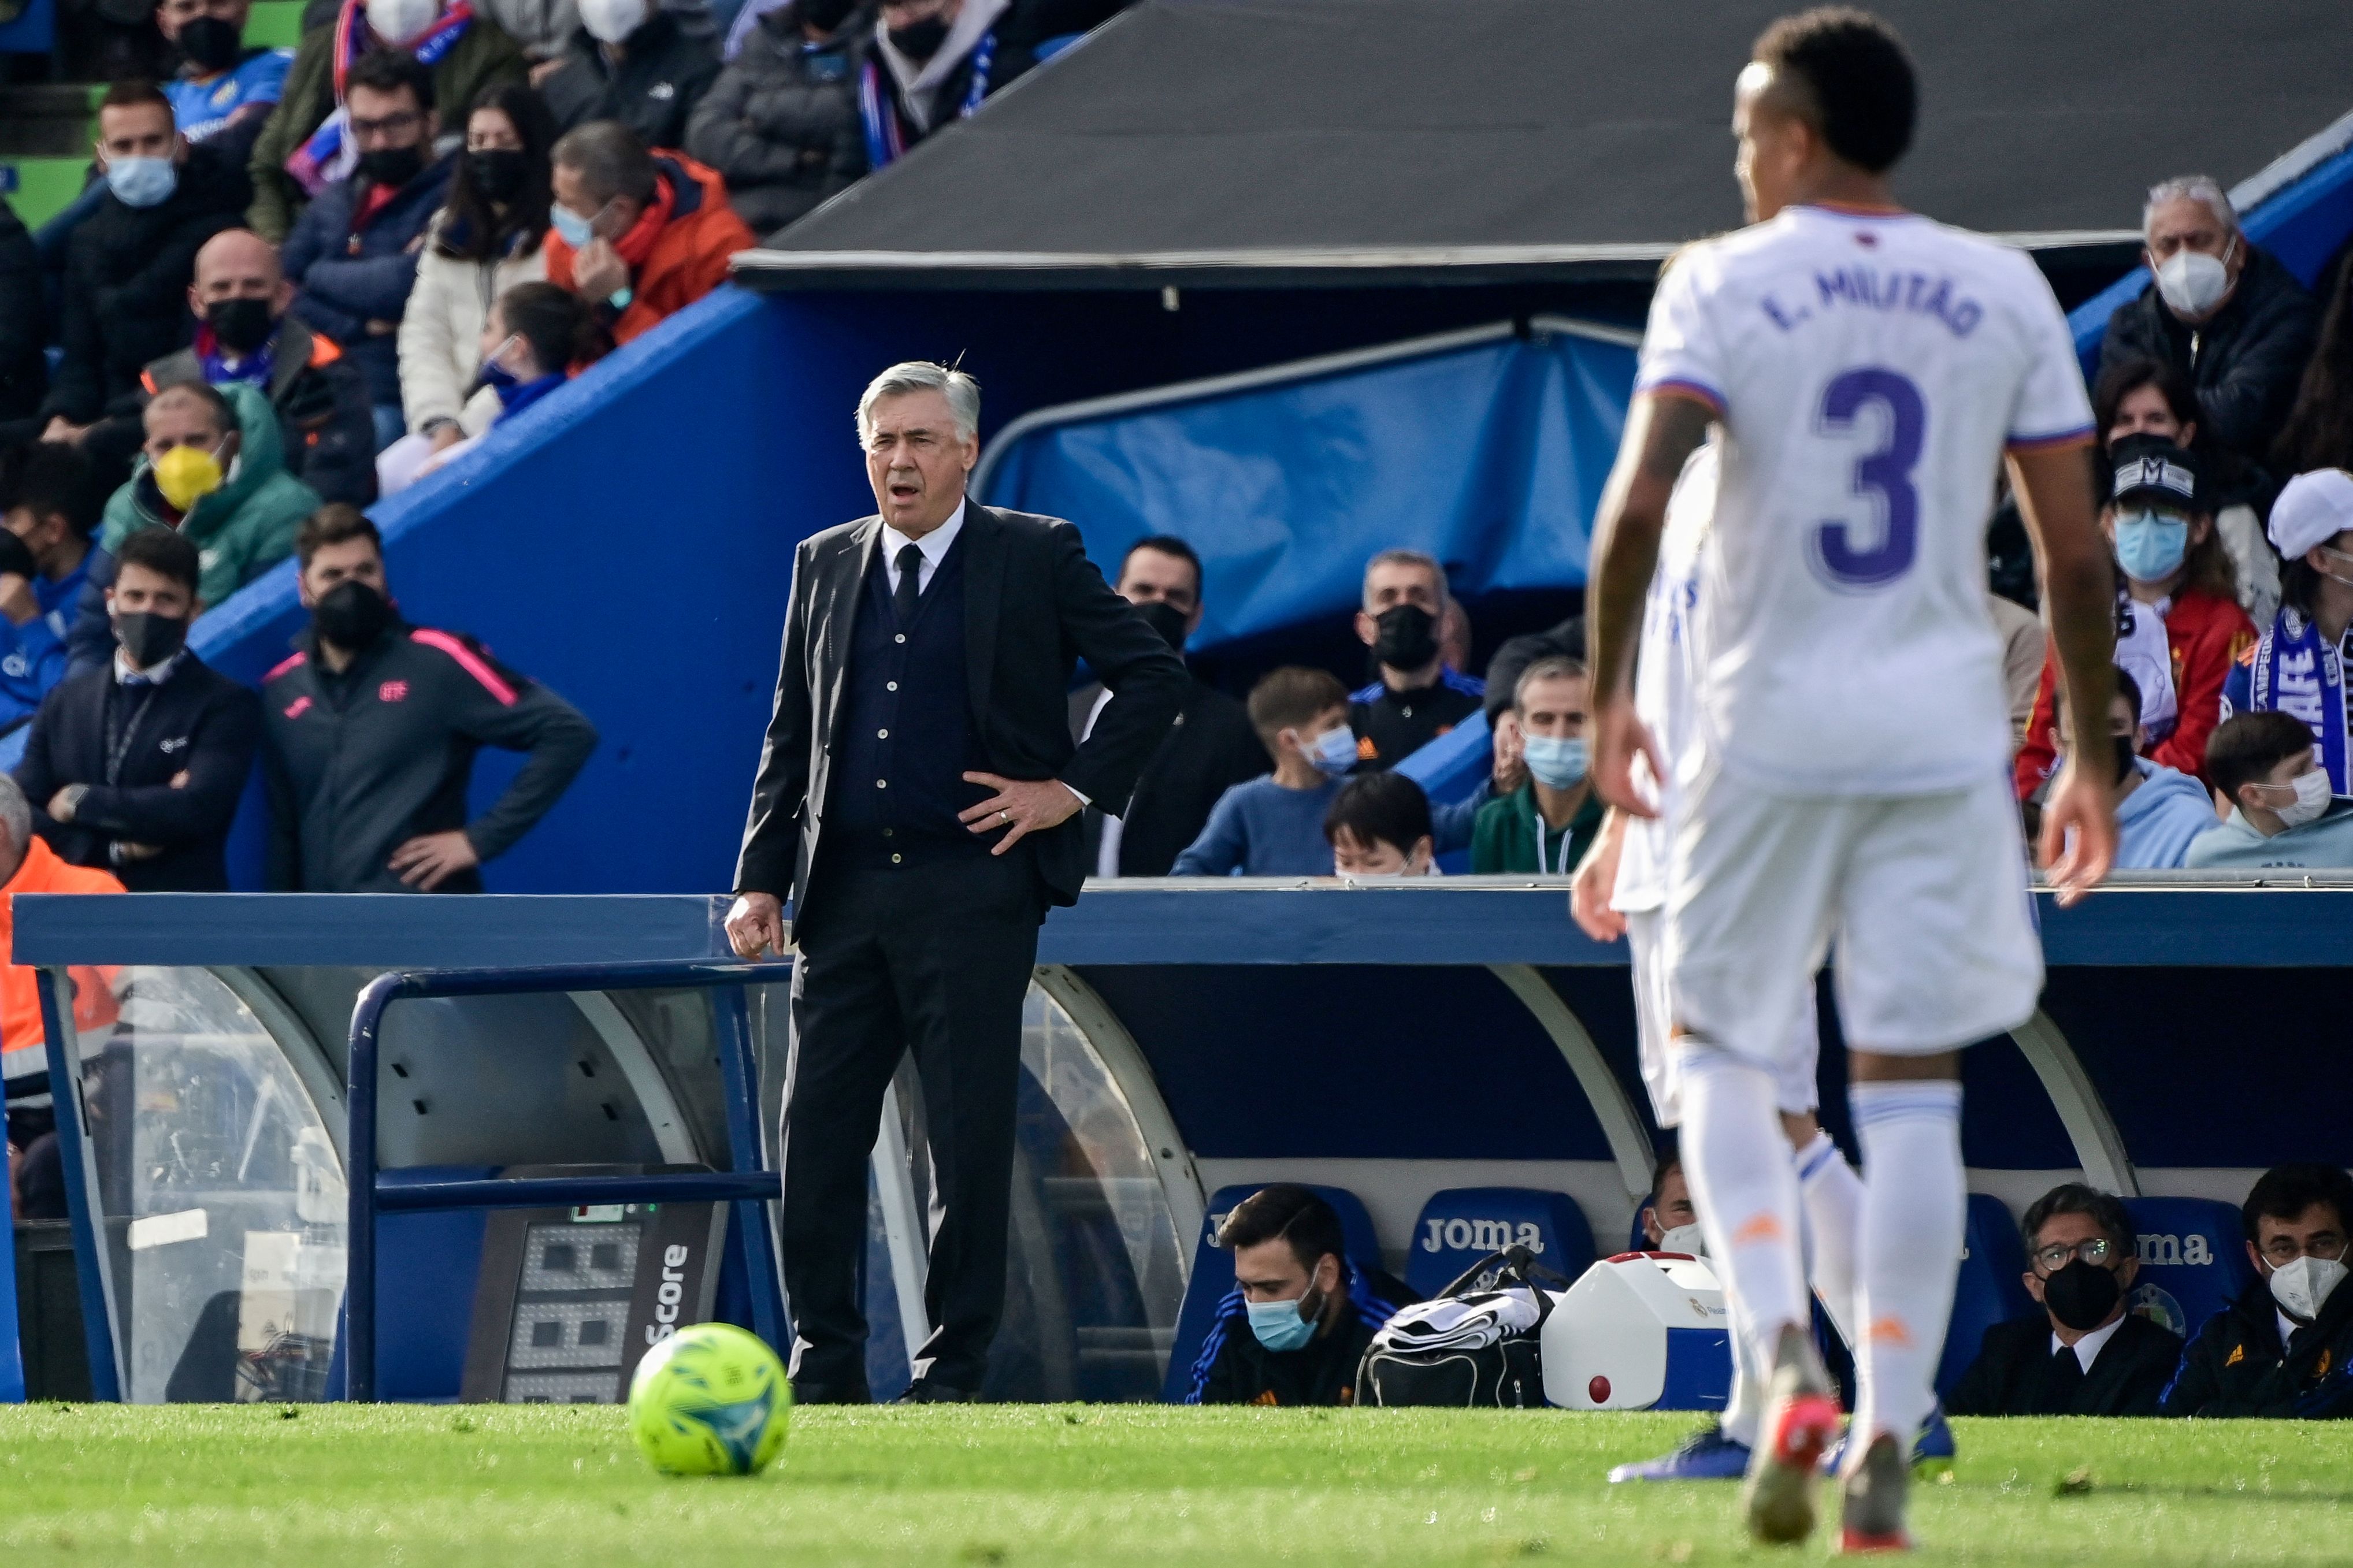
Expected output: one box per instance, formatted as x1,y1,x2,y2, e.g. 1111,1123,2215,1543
2014,586,2256,796
0,837,123,1089
544,151,755,346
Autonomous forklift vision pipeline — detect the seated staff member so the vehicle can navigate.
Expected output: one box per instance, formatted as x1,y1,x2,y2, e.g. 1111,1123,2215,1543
2163,1163,2353,1418
1188,1184,1413,1407
1471,656,1603,875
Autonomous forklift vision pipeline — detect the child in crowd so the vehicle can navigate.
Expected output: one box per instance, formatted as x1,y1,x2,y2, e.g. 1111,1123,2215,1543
1324,770,1437,877
2188,711,2353,869
1171,667,1354,876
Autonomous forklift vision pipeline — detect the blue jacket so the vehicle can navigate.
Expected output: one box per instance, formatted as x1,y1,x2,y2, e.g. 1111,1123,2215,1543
165,49,294,150
2114,759,2220,871
2185,798,2353,870
281,153,457,410
0,548,105,730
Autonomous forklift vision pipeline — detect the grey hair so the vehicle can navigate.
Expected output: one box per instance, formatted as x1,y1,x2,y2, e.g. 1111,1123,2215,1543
0,774,30,855
550,120,657,206
2144,176,2237,240
1362,548,1452,610
856,362,981,444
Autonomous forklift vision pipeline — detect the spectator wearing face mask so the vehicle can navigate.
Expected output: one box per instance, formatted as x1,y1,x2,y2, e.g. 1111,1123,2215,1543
262,505,597,891
281,49,460,448
2051,668,2213,872
2096,354,2277,629
1171,666,1348,877
1479,613,1578,795
1324,770,1436,878
380,281,603,491
2223,469,2353,793
2016,435,2253,797
688,0,869,234
545,120,755,347
247,0,526,242
1946,1184,2183,1417
1187,1183,1412,1407
400,84,558,455
141,228,378,507
1639,1146,1706,1255
31,83,253,495
0,444,113,728
1348,548,1482,768
2100,176,2316,495
2187,711,2353,870
1471,656,1600,876
161,0,297,168
13,527,261,891
1068,536,1266,878
2162,1163,2353,1419
541,0,721,148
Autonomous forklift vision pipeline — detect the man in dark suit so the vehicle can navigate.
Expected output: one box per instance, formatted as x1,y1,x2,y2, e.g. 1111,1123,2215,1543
1068,534,1268,878
727,361,1188,1403
1946,1183,2184,1417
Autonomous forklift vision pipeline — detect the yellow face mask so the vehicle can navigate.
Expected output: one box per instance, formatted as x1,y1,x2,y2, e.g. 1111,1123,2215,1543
153,442,225,513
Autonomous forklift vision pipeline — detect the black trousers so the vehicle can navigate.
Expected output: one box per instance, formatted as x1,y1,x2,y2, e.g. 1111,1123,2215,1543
780,848,1044,1395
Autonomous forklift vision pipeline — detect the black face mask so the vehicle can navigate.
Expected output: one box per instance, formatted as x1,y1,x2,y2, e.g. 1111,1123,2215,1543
206,295,276,355
467,147,530,205
2042,1258,2122,1332
2112,734,2138,787
314,579,394,650
358,144,426,189
1134,598,1189,653
886,13,949,58
177,13,244,71
115,610,189,669
1371,603,1439,673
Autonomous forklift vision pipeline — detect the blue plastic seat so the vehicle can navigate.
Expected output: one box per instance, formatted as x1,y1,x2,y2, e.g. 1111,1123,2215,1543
1935,1193,2036,1396
1405,1187,1595,1298
2121,1197,2254,1342
1160,1183,1384,1403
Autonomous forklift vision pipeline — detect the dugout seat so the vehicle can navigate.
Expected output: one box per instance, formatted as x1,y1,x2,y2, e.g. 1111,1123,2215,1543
1935,1193,2035,1397
1406,1187,1595,1298
2122,1197,2255,1342
1160,1183,1384,1403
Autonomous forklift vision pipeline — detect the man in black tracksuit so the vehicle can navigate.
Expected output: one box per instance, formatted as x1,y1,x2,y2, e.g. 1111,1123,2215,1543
2162,1164,2353,1420
261,506,596,891
13,526,259,891
1192,1184,1415,1407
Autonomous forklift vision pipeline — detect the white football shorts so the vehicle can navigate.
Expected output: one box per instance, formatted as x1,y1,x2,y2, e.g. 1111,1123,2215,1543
1626,906,1820,1127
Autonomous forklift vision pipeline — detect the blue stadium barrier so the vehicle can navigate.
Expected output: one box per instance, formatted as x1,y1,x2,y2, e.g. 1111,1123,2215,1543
1936,1194,2036,1398
2122,1197,2256,1344
1160,1182,1382,1404
1404,1187,1594,1300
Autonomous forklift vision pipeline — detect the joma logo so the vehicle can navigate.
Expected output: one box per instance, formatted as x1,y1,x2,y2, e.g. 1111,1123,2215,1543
1420,1218,1545,1254
2136,1232,2213,1267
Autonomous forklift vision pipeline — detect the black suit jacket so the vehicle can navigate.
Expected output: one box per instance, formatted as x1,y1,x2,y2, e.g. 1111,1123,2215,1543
736,501,1190,912
1070,676,1270,878
1944,1310,2184,1417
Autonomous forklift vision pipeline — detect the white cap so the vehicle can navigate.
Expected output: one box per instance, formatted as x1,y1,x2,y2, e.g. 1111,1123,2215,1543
2269,469,2353,562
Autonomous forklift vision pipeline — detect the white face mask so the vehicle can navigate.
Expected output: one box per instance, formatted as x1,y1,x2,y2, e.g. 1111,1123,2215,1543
578,0,648,43
2269,1254,2349,1324
2263,766,2332,829
1657,1224,1706,1257
2154,237,2235,318
365,0,440,43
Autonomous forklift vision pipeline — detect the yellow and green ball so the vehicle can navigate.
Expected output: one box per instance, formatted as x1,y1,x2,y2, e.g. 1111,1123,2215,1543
627,1322,792,1476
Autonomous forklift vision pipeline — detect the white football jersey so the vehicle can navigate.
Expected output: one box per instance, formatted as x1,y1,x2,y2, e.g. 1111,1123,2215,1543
1612,443,1717,914
1635,203,2094,794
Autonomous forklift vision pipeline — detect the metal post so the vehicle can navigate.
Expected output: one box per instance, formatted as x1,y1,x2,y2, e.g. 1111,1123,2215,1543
713,984,788,1354
340,971,406,1402
36,968,120,1401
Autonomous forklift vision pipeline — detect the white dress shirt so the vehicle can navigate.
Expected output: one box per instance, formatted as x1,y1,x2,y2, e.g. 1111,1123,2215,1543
880,500,964,599
2051,1313,2126,1373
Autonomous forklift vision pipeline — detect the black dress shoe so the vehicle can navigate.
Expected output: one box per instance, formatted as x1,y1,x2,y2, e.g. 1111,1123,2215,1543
893,1380,977,1404
792,1380,872,1406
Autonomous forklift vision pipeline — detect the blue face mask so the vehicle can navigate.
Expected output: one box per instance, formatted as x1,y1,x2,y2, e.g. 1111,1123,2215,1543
1522,733,1589,789
1304,724,1357,778
550,203,597,249
1245,1291,1320,1353
2114,510,2190,584
106,155,179,209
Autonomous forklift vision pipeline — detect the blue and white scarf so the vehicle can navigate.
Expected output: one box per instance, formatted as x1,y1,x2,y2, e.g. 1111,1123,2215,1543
2250,606,2350,791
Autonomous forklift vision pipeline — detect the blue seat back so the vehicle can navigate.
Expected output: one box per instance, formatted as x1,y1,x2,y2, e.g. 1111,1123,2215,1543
2122,1197,2254,1342
1936,1193,2035,1396
1405,1187,1595,1298
1160,1183,1384,1403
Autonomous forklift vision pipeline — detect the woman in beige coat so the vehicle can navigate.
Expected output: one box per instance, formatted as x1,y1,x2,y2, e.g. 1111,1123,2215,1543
397,81,558,451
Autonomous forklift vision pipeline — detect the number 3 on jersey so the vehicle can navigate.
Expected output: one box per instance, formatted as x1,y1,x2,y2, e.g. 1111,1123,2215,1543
1810,367,1924,589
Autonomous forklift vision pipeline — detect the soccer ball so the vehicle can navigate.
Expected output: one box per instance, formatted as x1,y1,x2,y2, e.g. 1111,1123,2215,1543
627,1322,792,1476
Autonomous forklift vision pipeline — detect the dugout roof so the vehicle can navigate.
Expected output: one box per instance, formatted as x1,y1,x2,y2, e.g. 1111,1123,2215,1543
735,0,2353,291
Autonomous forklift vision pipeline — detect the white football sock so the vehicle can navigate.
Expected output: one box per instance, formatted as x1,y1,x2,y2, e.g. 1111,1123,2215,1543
1719,1290,1765,1448
1680,1046,1810,1388
1849,1079,1965,1456
1795,1129,1864,1351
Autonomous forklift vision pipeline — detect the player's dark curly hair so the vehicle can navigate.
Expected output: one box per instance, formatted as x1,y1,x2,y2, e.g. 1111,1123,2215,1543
1752,7,1917,174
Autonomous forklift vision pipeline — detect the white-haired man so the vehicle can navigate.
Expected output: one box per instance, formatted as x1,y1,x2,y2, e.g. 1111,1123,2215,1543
725,361,1187,1404
2100,174,2317,480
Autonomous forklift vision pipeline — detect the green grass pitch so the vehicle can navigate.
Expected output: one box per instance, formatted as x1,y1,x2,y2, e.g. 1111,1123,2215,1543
0,1404,2348,1565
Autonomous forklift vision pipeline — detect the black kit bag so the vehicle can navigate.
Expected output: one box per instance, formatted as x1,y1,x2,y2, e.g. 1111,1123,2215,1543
1357,1244,1569,1408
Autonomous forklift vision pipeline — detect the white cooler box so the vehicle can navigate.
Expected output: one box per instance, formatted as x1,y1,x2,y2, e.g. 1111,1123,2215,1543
1540,1251,1734,1411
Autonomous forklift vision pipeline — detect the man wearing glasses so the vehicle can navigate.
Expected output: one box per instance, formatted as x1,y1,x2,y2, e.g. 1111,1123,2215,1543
1946,1184,2184,1416
2165,1164,2353,1418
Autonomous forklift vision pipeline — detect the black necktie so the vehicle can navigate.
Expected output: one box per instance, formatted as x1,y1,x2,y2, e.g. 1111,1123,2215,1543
2040,1342,2085,1413
893,542,924,624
